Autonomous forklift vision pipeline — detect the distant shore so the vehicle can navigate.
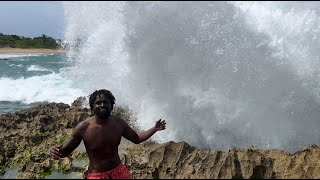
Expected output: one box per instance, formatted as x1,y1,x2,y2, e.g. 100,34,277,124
0,47,66,54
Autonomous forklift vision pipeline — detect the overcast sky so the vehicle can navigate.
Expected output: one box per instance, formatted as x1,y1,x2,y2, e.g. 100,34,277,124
0,1,64,39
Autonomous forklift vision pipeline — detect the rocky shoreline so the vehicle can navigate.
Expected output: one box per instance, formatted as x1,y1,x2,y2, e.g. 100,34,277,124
0,97,319,179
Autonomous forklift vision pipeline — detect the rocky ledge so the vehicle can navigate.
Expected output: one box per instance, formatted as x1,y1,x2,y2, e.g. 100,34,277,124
0,98,319,179
124,142,319,179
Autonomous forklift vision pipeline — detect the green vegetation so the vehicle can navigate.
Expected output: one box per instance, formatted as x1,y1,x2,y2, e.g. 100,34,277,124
0,33,61,49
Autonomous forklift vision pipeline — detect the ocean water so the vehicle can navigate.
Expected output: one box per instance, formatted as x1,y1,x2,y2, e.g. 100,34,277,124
2,2,320,179
0,53,86,114
1,2,320,158
0,53,87,179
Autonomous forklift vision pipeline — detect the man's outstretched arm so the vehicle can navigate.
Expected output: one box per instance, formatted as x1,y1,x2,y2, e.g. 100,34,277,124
122,119,166,144
50,121,87,159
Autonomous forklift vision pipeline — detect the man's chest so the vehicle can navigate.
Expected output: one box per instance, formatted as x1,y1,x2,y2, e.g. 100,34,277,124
82,124,123,150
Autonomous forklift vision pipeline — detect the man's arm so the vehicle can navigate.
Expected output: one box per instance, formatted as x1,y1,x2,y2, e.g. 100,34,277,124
50,121,87,159
122,118,166,144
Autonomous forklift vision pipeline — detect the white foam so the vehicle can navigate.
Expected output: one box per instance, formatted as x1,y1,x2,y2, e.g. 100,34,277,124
0,73,86,105
233,2,320,78
0,53,44,59
9,64,23,67
62,2,320,152
27,65,52,72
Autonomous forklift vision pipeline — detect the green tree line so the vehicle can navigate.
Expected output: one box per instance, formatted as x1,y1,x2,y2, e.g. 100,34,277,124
0,33,61,49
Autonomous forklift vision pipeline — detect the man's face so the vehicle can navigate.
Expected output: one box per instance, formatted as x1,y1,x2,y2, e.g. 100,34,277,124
94,94,112,119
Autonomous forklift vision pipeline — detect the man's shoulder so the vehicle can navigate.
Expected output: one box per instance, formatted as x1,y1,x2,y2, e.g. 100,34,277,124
110,115,127,126
110,115,121,120
110,115,125,122
76,116,94,129
84,116,95,122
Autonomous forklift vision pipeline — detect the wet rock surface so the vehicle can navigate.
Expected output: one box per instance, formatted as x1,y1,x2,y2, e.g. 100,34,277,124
0,97,319,179
124,142,320,179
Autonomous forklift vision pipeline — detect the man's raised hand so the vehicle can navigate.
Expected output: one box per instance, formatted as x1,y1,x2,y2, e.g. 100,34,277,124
155,119,166,131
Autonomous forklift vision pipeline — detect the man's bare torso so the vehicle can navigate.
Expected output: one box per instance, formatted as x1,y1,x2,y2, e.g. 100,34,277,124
80,115,125,172
50,90,166,178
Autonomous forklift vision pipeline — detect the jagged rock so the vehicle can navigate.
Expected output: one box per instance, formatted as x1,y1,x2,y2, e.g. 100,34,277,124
0,166,4,176
71,96,87,109
60,158,72,172
0,101,92,178
0,145,5,166
0,154,4,166
16,172,37,179
22,159,51,174
0,98,319,179
123,141,320,179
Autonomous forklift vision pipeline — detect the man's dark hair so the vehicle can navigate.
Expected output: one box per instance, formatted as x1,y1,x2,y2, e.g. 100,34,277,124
89,89,116,111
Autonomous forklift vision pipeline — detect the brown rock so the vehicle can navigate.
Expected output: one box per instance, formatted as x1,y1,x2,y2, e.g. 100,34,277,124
16,172,37,179
123,141,320,179
60,158,72,172
71,97,87,109
1,98,319,179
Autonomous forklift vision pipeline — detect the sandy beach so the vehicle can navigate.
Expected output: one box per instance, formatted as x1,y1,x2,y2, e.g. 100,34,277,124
0,48,66,54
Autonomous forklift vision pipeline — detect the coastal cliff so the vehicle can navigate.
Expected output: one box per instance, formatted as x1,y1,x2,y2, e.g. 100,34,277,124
0,98,319,179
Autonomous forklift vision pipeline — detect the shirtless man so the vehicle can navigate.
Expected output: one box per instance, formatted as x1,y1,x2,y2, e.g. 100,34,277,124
50,89,166,179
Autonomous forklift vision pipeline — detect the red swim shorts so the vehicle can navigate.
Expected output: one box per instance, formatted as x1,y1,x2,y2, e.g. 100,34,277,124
87,163,132,179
